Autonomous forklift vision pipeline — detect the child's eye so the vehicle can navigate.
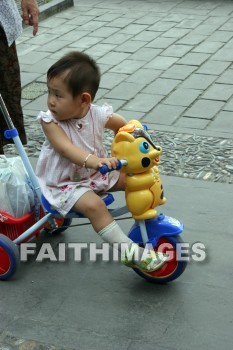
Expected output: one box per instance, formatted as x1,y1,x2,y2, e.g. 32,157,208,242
139,141,150,153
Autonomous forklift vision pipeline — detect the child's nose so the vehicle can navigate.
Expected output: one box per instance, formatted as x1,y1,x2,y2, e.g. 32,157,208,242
48,96,55,107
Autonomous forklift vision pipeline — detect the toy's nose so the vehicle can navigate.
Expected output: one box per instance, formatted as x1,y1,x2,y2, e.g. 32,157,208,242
155,145,161,151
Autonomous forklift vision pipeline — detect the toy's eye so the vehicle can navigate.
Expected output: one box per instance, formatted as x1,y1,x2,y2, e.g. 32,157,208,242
139,141,150,153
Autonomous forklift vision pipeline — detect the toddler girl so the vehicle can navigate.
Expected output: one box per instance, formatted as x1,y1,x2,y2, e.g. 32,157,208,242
36,51,168,272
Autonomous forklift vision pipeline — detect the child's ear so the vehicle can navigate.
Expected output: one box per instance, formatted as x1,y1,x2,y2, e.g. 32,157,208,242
81,92,91,105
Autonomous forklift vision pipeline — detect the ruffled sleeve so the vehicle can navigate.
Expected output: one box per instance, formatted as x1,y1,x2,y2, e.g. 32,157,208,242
37,110,58,124
101,103,113,118
89,103,114,130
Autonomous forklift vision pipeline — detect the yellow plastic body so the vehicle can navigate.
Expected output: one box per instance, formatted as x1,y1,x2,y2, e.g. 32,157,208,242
112,120,166,220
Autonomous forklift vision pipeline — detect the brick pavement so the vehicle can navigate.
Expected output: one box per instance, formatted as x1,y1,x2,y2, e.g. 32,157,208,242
11,0,232,185
17,0,233,141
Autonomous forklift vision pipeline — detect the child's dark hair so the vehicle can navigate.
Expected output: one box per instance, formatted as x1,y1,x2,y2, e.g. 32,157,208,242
47,51,101,100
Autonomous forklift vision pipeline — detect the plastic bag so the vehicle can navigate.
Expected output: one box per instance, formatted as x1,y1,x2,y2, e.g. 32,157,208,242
0,156,35,217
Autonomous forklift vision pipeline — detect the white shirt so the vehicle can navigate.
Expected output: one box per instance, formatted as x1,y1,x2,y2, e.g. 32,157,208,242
0,0,22,46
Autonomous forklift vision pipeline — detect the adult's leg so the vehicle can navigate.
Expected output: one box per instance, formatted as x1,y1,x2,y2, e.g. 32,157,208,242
0,27,27,154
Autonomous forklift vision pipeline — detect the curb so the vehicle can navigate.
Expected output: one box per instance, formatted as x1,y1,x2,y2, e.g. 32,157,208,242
39,0,74,21
22,0,74,25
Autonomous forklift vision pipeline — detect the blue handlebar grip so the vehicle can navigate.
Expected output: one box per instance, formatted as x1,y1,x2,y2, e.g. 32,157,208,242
4,128,18,139
99,160,124,175
99,164,109,175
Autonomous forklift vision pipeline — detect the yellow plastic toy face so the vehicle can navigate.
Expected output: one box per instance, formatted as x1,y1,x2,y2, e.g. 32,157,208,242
112,129,162,174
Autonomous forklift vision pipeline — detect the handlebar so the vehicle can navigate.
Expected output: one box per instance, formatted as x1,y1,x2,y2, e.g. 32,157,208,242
99,160,127,175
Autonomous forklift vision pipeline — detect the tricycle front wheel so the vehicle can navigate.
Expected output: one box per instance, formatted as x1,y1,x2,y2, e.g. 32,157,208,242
133,235,188,283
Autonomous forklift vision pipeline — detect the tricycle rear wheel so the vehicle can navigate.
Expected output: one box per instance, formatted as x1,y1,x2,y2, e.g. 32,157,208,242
44,218,72,234
0,234,20,280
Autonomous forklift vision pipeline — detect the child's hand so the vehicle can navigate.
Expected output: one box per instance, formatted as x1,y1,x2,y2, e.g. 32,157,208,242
98,157,119,170
87,156,119,170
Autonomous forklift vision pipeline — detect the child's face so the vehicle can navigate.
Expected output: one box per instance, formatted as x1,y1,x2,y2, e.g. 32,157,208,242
47,75,89,120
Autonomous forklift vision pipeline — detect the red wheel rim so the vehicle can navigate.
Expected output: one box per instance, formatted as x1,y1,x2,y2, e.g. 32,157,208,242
142,237,178,279
44,217,65,231
0,246,11,275
55,218,65,227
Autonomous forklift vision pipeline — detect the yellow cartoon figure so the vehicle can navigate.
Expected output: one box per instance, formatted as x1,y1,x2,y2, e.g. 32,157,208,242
112,120,166,220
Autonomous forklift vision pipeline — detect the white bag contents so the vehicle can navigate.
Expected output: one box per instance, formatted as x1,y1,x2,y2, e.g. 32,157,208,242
0,156,35,217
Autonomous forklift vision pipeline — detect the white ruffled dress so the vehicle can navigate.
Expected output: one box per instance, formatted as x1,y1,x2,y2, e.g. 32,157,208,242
35,104,119,216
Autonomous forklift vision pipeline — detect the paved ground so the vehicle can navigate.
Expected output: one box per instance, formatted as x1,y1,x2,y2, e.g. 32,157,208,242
1,0,233,349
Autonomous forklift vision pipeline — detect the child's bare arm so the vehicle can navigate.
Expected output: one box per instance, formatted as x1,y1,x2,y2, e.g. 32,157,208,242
42,120,89,165
42,121,118,170
105,113,127,133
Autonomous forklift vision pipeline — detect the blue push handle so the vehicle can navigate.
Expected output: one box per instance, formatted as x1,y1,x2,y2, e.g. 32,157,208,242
99,160,127,175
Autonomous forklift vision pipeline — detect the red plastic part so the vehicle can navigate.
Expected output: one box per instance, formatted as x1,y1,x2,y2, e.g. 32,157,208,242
0,246,11,275
142,237,179,279
0,208,44,241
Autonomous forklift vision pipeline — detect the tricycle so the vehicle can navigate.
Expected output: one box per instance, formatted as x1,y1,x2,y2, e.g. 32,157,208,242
0,94,187,282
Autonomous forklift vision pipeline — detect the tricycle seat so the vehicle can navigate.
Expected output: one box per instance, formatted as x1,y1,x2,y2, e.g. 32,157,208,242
41,193,115,216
